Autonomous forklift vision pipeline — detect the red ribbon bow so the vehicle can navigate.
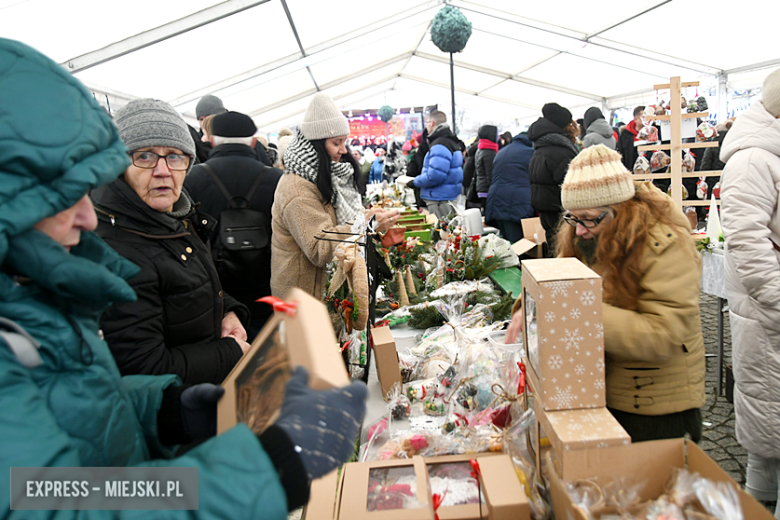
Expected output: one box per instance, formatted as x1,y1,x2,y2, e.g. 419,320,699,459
256,296,298,316
432,488,448,520
517,361,527,395
469,459,481,479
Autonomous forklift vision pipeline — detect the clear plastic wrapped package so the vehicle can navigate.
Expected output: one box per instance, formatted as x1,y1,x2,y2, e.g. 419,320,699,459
638,124,659,142
696,121,717,142
683,152,696,173
633,155,651,176
696,177,708,199
651,150,671,171
386,382,412,421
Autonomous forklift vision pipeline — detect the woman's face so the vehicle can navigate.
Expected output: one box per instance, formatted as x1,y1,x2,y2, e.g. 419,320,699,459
325,136,348,162
124,146,187,213
33,194,97,251
568,208,614,240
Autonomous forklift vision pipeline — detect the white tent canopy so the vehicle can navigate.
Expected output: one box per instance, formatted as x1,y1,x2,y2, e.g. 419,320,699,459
2,0,777,135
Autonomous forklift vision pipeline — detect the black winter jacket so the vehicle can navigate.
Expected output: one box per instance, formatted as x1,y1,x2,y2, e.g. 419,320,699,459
406,128,429,178
462,141,478,193
475,125,498,195
92,180,249,384
528,117,579,216
185,143,283,327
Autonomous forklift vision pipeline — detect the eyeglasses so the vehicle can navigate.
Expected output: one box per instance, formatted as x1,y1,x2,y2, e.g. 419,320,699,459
563,211,610,229
129,151,192,171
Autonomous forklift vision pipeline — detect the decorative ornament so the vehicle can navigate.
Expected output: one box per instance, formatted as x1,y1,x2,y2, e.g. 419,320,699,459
378,105,395,123
328,245,369,331
404,265,417,296
395,270,410,307
431,5,472,53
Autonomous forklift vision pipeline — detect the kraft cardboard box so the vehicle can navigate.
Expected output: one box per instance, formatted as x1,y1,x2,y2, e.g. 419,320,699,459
217,288,350,434
371,325,402,400
525,363,629,478
338,456,434,520
533,399,630,479
302,469,341,520
547,438,775,520
521,258,606,411
511,217,546,258
337,453,529,520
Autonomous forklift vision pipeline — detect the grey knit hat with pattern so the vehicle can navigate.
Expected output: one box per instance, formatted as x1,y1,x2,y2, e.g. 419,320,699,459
301,93,350,140
762,68,780,118
115,98,195,158
195,94,227,119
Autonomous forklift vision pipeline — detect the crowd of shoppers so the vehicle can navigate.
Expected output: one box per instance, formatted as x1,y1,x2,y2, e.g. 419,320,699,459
3,29,780,518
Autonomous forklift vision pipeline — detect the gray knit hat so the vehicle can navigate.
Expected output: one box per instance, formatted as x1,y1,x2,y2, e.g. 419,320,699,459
301,93,350,140
115,99,195,158
762,68,780,118
195,94,227,119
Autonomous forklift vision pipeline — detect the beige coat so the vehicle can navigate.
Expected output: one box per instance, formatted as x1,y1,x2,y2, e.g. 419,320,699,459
270,173,352,299
598,199,706,416
513,185,706,415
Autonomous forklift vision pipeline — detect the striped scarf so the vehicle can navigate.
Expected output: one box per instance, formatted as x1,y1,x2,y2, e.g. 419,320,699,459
283,129,363,225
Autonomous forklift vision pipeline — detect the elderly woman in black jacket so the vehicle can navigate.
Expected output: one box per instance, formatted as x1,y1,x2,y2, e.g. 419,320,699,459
92,99,250,385
528,103,579,254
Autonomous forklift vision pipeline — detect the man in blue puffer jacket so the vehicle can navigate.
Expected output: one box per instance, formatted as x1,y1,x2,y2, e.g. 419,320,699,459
0,38,366,520
406,111,463,219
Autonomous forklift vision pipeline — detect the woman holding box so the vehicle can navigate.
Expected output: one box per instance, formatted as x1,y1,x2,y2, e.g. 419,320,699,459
507,144,705,442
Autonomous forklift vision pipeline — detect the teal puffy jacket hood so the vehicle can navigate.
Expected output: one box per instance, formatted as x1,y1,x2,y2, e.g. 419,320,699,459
0,39,291,520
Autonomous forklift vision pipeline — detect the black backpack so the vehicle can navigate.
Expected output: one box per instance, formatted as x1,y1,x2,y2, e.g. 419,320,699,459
201,163,270,290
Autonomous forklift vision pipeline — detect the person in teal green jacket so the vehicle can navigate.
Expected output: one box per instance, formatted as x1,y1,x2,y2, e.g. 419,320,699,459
0,38,366,519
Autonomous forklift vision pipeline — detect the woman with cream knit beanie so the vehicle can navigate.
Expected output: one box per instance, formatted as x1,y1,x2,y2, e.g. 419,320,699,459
508,144,706,443
271,93,399,300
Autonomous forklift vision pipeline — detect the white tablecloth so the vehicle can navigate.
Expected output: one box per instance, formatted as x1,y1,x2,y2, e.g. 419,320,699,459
701,250,727,299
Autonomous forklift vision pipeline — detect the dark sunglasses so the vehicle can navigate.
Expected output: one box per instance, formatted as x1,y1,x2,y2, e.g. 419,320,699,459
563,211,610,229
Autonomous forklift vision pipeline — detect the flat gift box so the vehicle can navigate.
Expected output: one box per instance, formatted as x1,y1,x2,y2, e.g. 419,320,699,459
217,287,350,435
521,258,606,411
309,453,530,520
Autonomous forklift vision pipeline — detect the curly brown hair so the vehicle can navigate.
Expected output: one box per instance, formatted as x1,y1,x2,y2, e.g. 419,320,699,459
563,120,579,144
555,182,689,310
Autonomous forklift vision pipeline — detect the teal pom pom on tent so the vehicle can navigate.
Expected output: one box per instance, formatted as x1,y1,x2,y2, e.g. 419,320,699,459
431,5,472,54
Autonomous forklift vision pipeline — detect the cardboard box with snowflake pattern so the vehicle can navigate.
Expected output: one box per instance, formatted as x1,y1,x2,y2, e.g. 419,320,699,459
521,258,606,411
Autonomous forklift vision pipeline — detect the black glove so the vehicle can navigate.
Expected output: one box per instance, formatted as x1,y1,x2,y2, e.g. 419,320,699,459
180,383,224,440
274,367,367,480
406,178,415,189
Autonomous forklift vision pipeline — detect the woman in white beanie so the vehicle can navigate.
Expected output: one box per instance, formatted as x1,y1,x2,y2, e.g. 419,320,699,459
507,144,705,442
271,93,399,299
720,67,780,513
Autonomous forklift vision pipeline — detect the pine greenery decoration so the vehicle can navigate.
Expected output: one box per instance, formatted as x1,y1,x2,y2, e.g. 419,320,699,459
431,6,472,53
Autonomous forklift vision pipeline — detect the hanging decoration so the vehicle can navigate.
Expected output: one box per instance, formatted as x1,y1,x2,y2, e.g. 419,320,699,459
378,104,395,150
431,6,472,53
431,5,472,136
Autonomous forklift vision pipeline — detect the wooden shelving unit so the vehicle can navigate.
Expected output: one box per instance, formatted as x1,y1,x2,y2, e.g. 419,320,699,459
636,76,722,208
